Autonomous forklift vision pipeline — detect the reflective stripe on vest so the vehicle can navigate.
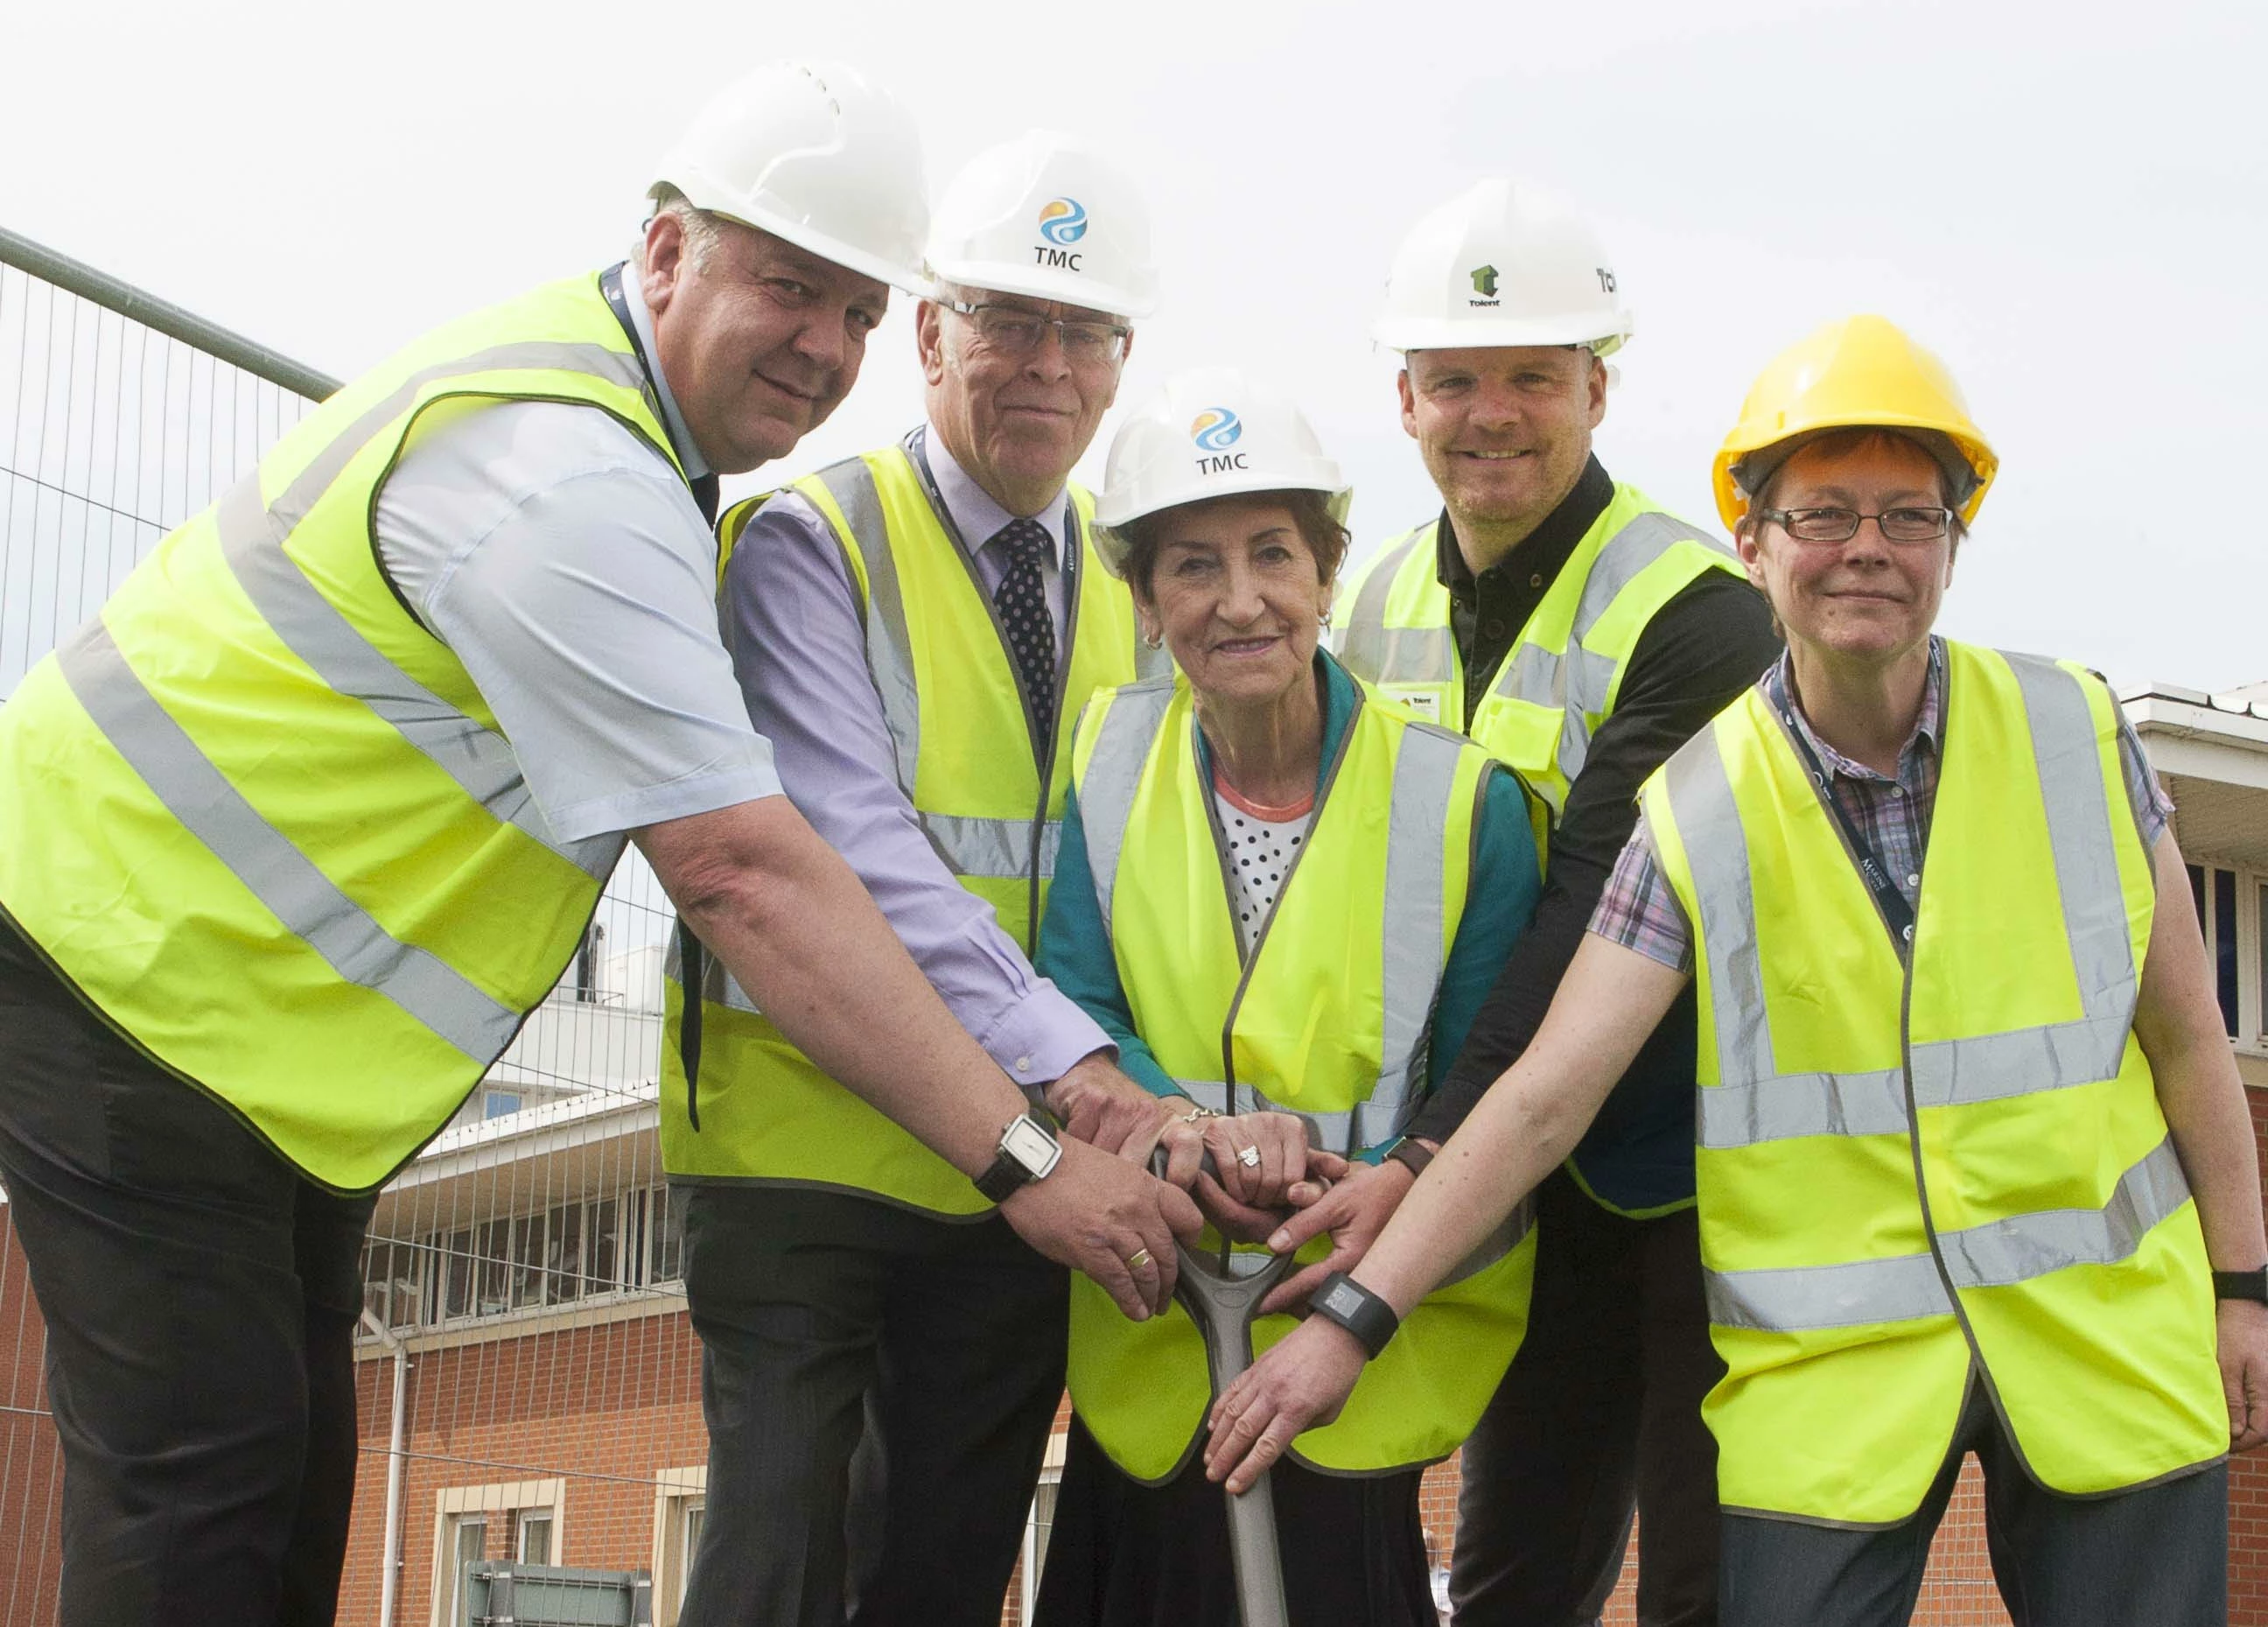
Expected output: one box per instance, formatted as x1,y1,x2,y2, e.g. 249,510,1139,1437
659,442,1147,1209
1639,641,2222,1521
1064,674,1533,1475
0,277,664,1189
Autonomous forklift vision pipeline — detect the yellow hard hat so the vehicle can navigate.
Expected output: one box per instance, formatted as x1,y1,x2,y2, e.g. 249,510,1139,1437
1712,314,1998,533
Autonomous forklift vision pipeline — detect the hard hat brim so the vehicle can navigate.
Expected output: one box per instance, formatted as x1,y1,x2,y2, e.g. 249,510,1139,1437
925,255,1155,319
1374,312,1630,356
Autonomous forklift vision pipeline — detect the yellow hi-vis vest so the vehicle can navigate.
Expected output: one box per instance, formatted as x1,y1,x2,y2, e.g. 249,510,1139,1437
1639,642,2224,1525
0,274,657,1191
659,442,1152,1211
1060,674,1537,1478
1337,484,1741,834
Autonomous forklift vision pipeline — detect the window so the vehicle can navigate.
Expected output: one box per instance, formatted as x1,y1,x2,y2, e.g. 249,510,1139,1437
515,1507,554,1567
483,1089,524,1119
650,1186,686,1284
442,1514,486,1627
433,1481,563,1627
652,1468,708,1627
2258,882,2268,1041
2188,863,2243,1038
1018,1443,1065,1618
360,1238,427,1332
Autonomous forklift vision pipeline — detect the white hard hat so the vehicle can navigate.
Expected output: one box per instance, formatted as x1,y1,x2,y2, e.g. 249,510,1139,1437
1374,177,1631,357
1091,367,1350,578
925,130,1158,318
649,61,929,293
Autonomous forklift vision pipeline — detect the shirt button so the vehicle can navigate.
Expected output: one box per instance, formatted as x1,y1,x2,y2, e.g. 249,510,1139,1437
1889,785,1904,797
1530,573,1544,588
1484,619,1507,639
1013,1055,1033,1074
1906,873,1921,888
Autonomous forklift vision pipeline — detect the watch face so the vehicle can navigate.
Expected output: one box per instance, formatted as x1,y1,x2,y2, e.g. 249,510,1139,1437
1000,1115,1061,1178
1320,1280,1362,1319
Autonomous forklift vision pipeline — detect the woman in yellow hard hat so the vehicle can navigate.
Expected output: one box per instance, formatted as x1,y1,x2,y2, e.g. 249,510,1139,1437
1205,316,2268,1627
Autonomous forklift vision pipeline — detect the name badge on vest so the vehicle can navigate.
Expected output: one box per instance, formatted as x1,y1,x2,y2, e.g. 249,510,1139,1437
1384,687,1441,724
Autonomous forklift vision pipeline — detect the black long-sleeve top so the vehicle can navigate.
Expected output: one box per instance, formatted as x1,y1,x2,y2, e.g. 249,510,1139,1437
1404,457,1782,1212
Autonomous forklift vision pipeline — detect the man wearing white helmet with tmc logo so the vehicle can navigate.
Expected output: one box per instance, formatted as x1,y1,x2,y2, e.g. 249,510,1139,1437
1326,179,1782,1624
662,130,1199,1627
0,67,1190,1627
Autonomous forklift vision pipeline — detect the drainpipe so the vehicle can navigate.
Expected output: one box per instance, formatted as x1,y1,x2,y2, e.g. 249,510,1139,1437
360,1310,410,1627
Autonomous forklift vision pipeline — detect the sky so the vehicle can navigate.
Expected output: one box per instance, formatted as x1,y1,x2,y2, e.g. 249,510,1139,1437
4,0,2262,692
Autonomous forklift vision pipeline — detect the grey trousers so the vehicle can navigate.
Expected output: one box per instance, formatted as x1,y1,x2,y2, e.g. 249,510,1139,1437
1719,1377,2229,1627
675,1182,1067,1627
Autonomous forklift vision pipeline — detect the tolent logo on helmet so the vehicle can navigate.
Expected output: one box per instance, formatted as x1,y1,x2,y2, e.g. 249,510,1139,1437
1467,263,1501,309
1190,408,1248,474
1035,198,1088,271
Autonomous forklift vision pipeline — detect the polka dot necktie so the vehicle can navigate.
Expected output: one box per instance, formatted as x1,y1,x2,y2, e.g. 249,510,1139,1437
990,517,1057,749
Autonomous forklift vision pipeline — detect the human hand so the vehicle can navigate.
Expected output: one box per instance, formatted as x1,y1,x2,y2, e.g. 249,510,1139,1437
1200,1112,1313,1212
1203,1314,1366,1493
998,1135,1203,1321
2220,1298,2268,1452
1047,1055,1200,1174
1255,1154,1415,1316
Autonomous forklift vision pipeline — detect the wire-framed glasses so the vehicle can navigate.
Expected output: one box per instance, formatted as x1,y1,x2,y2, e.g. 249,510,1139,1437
941,299,1130,365
1759,506,1956,545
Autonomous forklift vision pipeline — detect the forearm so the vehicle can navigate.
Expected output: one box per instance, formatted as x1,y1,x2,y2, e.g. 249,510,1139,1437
2158,1032,2268,1269
640,800,1026,1177
1355,936,1687,1314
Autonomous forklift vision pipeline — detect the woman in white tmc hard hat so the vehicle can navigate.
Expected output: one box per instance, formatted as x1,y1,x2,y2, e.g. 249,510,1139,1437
1028,367,1544,1624
1206,319,2268,1627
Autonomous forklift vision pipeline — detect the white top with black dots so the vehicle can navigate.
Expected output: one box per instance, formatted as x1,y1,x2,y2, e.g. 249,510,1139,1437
1214,794,1314,957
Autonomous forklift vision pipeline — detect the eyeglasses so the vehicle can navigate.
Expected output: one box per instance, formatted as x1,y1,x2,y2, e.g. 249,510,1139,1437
942,299,1131,366
1759,506,1956,545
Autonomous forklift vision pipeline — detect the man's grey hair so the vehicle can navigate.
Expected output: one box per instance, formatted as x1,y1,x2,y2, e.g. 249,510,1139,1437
635,185,729,273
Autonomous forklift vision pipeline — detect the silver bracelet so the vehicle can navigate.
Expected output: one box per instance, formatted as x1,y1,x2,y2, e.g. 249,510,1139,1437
1174,1100,1220,1125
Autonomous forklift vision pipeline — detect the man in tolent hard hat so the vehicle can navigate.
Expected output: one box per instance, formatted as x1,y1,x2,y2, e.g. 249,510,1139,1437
662,130,1192,1626
1324,179,1782,1624
0,68,1196,1627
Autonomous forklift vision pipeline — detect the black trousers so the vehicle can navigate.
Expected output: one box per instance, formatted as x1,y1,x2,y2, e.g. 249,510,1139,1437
1720,1378,2229,1627
1032,1414,1436,1627
0,917,375,1627
1450,1168,1725,1627
676,1182,1068,1627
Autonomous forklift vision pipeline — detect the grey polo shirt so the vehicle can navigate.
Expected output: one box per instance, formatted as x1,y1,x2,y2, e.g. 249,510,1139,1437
373,276,781,845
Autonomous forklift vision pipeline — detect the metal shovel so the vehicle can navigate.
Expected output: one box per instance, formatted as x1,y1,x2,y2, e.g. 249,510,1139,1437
1158,1147,1300,1627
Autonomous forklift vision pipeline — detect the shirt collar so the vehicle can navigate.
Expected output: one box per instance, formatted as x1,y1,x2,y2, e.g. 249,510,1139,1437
1435,453,1615,597
620,268,710,480
915,423,1067,567
1767,635,1946,784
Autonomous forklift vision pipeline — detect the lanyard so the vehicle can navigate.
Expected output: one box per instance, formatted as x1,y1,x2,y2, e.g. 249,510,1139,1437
1776,705,1918,948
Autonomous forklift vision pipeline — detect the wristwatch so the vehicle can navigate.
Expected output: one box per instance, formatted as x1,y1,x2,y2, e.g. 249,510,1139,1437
1310,1271,1400,1359
2213,1267,2268,1304
974,1110,1063,1203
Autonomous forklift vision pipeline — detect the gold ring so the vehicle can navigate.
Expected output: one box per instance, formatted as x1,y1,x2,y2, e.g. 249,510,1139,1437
1237,1145,1262,1168
1126,1247,1152,1272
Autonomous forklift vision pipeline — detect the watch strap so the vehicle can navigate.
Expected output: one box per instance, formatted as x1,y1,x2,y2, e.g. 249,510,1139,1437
1384,1138,1435,1181
2213,1267,2268,1304
1310,1271,1399,1359
973,1110,1061,1203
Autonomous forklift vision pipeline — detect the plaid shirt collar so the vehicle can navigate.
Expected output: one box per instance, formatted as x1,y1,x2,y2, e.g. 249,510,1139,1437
1761,636,1946,788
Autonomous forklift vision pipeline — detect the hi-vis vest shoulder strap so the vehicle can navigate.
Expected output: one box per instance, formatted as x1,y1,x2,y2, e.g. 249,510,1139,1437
1060,673,1536,1476
1339,486,1740,825
0,274,667,1191
659,441,1152,1211
1639,642,2222,1525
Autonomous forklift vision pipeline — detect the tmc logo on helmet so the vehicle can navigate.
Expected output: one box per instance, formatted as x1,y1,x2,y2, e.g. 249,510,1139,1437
1039,199,1089,245
1190,409,1242,452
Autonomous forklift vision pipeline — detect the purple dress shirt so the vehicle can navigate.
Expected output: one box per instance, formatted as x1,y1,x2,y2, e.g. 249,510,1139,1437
722,424,1107,1091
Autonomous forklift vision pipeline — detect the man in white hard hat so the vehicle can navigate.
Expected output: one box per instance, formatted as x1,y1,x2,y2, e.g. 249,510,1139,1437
1318,178,1782,1625
663,130,1194,1627
0,70,1197,1627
